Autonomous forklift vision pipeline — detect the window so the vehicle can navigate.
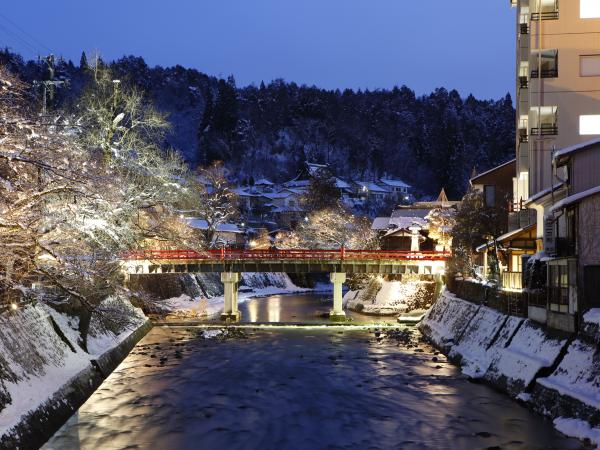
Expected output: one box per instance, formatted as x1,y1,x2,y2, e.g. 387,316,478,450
532,0,559,19
580,115,600,135
511,254,523,272
484,185,496,207
531,49,558,78
531,106,558,135
548,263,569,313
581,55,600,77
581,0,600,18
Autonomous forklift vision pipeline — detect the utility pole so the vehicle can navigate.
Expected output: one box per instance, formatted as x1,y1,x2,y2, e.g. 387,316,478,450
33,54,67,116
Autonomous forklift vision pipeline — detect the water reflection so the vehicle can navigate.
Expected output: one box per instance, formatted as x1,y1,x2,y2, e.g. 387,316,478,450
267,296,280,322
236,293,398,324
43,327,583,450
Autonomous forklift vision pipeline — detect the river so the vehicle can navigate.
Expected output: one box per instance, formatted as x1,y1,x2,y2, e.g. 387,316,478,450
43,294,583,450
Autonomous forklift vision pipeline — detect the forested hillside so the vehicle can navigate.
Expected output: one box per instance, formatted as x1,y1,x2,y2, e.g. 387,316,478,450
0,50,515,199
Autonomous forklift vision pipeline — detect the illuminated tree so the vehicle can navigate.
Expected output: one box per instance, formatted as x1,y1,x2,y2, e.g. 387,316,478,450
192,162,238,246
295,207,378,250
425,207,456,250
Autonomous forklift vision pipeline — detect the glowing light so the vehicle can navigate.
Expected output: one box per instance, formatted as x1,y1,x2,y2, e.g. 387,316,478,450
581,0,600,18
10,303,18,311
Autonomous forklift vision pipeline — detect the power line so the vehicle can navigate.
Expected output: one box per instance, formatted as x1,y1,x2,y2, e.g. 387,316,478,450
0,21,40,57
0,12,51,54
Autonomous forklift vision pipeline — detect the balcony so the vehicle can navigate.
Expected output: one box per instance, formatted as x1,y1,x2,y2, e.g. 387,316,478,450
531,11,559,20
531,125,558,136
519,76,529,89
531,68,558,78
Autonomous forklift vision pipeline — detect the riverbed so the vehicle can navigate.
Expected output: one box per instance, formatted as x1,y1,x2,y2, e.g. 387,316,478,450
42,295,583,450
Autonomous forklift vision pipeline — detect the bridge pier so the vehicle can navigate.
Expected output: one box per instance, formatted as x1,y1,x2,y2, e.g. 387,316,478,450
329,272,347,322
221,272,242,322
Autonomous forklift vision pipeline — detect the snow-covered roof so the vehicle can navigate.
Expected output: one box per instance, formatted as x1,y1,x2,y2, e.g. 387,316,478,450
307,162,329,176
262,192,292,200
334,178,351,189
254,178,274,186
282,187,306,195
553,137,600,161
355,181,390,193
284,179,310,188
524,183,564,206
233,187,258,197
389,216,427,230
371,217,391,230
371,216,427,231
476,223,536,252
551,184,600,212
184,218,243,233
391,207,431,218
379,178,411,188
271,206,305,213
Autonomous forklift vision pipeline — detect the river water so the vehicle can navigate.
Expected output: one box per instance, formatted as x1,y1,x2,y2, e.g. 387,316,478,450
43,294,583,450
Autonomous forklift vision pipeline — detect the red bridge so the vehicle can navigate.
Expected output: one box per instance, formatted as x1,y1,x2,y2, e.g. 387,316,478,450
122,248,450,321
122,248,450,262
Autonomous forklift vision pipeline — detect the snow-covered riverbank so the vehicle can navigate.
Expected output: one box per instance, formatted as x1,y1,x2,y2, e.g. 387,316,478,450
0,298,150,449
420,290,600,447
344,275,438,316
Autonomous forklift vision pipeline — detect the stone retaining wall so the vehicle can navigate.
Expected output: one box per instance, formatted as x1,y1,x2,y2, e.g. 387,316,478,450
420,291,600,429
0,308,151,450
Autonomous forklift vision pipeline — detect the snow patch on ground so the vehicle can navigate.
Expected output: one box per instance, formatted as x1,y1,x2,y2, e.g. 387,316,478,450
584,308,600,326
554,417,600,446
537,339,600,410
201,329,223,339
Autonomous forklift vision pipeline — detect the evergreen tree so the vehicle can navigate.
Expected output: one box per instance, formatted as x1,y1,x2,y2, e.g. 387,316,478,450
80,51,88,70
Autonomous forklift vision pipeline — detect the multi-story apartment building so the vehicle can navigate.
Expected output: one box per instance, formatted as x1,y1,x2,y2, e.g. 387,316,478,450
510,0,600,247
508,0,600,331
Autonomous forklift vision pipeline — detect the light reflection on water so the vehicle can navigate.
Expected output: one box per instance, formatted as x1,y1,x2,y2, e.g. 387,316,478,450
42,324,583,450
235,293,399,325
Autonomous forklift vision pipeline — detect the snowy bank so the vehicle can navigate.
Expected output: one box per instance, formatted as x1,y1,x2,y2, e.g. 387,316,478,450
419,290,479,352
345,275,438,316
419,291,600,445
0,298,150,450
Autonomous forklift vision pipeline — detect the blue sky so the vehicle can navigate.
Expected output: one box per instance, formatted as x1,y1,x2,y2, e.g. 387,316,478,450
0,1,516,99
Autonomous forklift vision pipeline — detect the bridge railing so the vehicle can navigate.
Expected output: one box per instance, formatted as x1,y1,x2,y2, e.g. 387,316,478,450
121,249,451,262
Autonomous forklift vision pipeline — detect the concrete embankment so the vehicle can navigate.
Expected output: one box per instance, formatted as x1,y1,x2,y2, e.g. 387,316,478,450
420,291,600,441
0,299,151,450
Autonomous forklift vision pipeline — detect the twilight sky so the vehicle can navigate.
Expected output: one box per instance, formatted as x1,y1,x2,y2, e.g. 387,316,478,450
0,1,516,99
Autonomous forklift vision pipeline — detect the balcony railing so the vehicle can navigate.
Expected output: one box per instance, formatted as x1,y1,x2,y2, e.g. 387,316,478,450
531,68,558,78
519,76,529,89
502,271,523,291
531,125,558,136
531,11,559,20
